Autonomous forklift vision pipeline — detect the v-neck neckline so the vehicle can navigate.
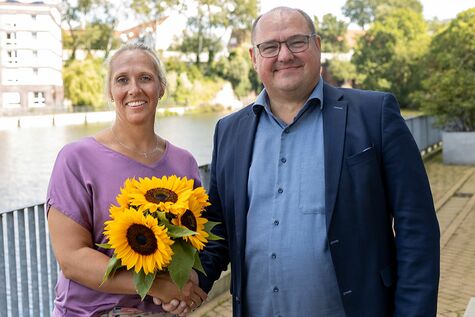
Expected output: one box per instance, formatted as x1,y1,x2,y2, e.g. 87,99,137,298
88,136,169,169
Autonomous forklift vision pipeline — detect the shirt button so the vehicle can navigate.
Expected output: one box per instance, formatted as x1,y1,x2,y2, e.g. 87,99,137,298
284,128,289,134
280,157,287,163
271,253,277,259
274,220,279,226
273,287,279,293
277,188,283,194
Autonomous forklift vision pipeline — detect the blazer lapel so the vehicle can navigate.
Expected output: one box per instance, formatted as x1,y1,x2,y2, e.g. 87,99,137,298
323,84,347,231
233,107,260,252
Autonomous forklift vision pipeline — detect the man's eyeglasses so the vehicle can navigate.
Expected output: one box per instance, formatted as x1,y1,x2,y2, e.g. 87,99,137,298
255,34,317,58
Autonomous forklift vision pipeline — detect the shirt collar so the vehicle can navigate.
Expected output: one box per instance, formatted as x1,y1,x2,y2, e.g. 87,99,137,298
252,76,324,115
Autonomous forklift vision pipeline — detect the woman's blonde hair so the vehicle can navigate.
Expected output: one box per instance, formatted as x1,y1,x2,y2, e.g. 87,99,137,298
105,41,167,101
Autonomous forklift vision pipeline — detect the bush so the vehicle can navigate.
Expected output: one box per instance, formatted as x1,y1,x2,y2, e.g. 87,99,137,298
414,8,475,131
63,58,106,108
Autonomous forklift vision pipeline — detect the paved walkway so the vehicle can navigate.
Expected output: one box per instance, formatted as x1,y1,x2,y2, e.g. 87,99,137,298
190,153,475,317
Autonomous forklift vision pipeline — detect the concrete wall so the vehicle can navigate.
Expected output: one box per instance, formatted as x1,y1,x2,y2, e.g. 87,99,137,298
443,132,475,165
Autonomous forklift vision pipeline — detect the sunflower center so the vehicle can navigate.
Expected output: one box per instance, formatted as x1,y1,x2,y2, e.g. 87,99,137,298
145,188,178,204
181,210,197,232
126,224,158,255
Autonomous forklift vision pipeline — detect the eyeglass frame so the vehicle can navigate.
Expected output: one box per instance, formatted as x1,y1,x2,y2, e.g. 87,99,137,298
254,33,318,58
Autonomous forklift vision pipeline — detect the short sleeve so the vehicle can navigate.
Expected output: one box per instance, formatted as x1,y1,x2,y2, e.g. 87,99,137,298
46,145,93,231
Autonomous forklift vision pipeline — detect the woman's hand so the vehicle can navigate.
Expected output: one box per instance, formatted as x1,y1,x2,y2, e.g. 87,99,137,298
152,270,207,316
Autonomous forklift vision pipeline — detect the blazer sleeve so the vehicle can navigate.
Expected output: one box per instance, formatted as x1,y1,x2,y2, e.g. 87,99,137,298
197,120,231,293
381,93,440,316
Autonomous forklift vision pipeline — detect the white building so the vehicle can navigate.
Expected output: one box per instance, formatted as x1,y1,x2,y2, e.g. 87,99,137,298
0,0,63,113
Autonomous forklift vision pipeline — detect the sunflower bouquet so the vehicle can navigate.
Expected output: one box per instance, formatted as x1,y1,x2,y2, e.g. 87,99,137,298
97,175,221,299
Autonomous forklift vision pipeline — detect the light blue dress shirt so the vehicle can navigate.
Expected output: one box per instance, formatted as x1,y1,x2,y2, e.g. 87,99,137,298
244,78,346,317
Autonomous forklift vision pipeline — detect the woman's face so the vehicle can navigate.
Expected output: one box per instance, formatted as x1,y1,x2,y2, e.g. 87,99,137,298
109,50,162,126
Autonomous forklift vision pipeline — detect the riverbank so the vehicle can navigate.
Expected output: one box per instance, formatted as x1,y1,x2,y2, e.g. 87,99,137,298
0,106,231,130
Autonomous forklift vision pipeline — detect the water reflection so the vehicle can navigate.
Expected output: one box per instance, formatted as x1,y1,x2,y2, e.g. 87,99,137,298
0,113,222,212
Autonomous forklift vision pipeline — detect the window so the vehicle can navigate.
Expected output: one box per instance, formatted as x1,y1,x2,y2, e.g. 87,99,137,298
33,50,38,58
31,14,37,20
32,32,37,39
7,50,18,64
33,68,38,76
5,32,16,46
2,92,21,108
29,91,46,108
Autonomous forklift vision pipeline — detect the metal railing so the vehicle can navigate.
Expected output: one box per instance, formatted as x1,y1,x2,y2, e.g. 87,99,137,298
405,115,442,155
0,115,440,317
0,203,58,317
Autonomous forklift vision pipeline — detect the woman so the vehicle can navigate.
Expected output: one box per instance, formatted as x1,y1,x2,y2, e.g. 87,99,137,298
47,42,206,317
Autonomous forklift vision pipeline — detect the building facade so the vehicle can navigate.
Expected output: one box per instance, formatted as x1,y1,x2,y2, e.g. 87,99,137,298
0,0,63,114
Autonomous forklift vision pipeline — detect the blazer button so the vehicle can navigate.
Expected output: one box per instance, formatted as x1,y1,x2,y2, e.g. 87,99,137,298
235,296,241,304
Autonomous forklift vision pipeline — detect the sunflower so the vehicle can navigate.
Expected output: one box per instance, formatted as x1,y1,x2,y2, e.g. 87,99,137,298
128,176,194,215
172,193,209,251
104,208,174,274
189,187,211,210
107,204,126,224
115,178,139,208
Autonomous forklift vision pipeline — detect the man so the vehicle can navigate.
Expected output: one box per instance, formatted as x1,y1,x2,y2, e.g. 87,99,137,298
197,6,440,317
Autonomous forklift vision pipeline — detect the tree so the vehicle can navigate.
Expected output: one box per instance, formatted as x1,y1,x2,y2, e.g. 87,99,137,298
352,8,429,107
315,14,349,53
130,0,183,18
61,0,94,60
63,58,106,108
326,59,361,86
177,0,257,66
342,0,422,29
61,0,121,59
214,46,253,97
414,8,475,131
342,0,377,30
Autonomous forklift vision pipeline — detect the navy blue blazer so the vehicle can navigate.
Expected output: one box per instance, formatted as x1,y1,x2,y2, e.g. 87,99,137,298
199,82,440,317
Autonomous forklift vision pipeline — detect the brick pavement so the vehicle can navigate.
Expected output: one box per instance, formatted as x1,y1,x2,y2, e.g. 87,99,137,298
190,154,475,317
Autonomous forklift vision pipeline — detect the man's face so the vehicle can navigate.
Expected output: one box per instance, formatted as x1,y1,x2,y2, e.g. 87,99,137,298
250,9,321,98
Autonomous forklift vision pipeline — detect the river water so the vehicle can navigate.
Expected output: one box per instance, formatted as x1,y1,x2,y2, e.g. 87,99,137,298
0,113,224,212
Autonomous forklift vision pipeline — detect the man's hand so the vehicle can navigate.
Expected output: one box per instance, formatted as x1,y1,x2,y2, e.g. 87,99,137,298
152,270,207,317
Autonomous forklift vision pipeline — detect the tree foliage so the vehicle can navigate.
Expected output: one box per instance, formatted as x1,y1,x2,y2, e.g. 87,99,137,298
177,0,257,66
213,46,254,97
315,14,349,53
352,8,429,107
63,58,106,108
414,8,475,131
326,59,361,86
61,0,121,59
130,0,183,19
342,0,422,29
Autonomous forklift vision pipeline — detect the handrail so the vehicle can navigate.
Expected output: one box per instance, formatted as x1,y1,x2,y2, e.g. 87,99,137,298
0,115,440,316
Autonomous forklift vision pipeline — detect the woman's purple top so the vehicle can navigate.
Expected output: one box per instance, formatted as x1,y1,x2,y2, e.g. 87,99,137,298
46,137,201,317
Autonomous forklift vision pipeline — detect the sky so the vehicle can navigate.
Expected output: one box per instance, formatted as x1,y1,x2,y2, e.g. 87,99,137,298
259,0,475,25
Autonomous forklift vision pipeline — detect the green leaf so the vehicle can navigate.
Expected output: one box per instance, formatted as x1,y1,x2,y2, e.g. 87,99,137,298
165,223,196,238
156,212,196,237
95,243,112,249
156,211,170,224
204,221,220,232
134,270,157,300
193,252,206,276
207,232,224,241
100,256,122,286
168,240,196,289
204,221,224,241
